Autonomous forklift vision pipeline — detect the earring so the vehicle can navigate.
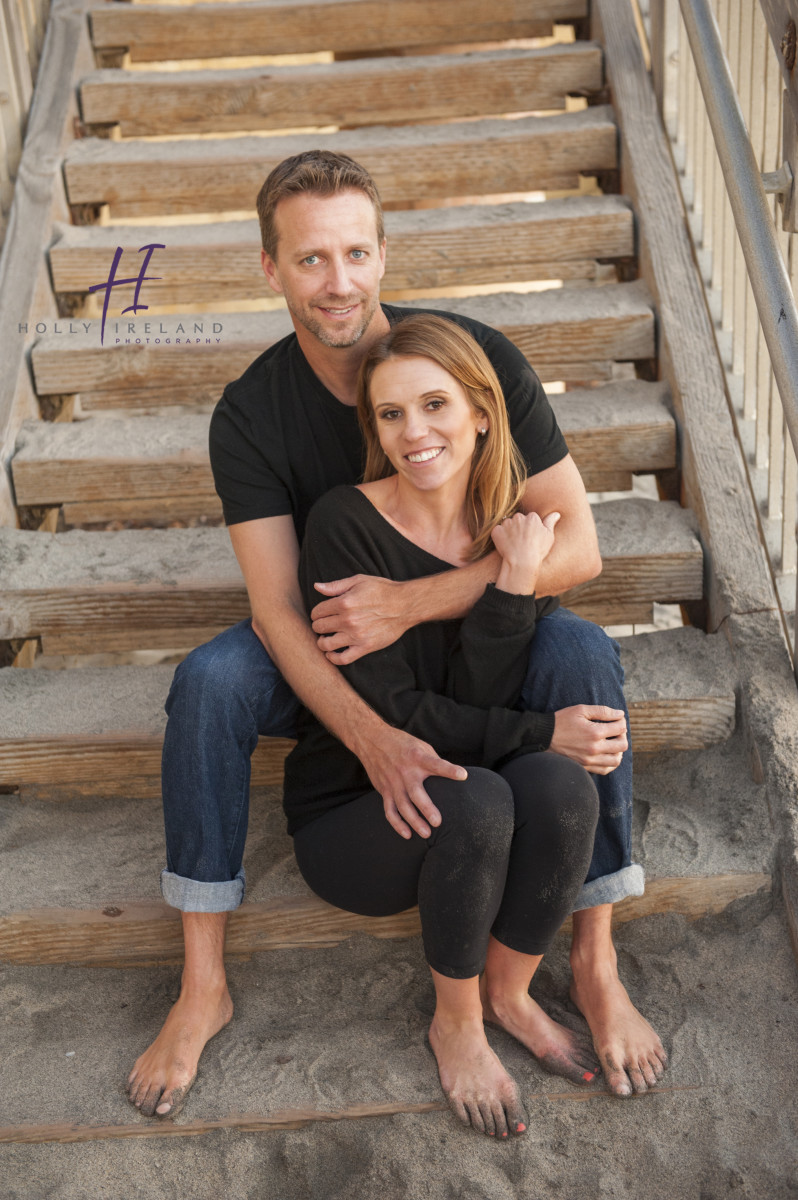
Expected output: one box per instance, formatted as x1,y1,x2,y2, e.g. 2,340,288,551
478,427,487,435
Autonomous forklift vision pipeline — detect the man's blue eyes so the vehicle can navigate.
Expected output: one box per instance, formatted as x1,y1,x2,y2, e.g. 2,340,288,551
302,251,366,265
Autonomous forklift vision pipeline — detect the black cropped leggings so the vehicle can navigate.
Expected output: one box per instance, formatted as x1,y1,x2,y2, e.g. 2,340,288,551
292,752,599,979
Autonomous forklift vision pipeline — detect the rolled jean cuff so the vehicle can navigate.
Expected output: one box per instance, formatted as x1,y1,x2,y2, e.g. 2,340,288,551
572,863,645,912
160,867,245,913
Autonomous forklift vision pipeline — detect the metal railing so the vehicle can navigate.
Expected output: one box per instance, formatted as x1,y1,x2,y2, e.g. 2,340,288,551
0,0,50,247
649,0,798,670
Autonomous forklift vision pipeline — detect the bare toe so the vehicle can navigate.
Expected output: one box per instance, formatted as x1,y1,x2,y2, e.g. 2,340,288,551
640,1059,660,1089
139,1085,164,1118
604,1058,633,1098
478,1102,495,1137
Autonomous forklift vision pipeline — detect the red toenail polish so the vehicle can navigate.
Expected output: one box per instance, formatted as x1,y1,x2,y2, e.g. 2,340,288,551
583,1071,595,1082
516,1123,526,1133
502,1132,508,1138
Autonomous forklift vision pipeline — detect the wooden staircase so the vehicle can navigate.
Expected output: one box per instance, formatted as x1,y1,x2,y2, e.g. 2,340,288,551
1,0,793,1169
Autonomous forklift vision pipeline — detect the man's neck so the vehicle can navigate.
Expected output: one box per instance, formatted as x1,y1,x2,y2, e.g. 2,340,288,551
294,306,391,406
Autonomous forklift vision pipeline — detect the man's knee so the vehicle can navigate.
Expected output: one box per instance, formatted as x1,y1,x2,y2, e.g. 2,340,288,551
524,610,625,708
165,621,277,726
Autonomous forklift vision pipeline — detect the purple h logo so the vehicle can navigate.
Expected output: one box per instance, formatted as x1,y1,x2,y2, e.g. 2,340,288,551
89,243,165,345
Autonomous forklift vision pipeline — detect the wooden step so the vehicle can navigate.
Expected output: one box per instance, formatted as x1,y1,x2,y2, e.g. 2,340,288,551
30,282,654,409
0,626,736,792
49,195,635,305
0,873,770,968
87,0,587,65
0,498,701,652
63,107,618,218
79,45,603,137
11,381,675,525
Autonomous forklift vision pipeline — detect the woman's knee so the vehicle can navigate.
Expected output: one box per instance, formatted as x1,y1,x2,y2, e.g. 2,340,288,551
506,752,599,839
424,768,515,850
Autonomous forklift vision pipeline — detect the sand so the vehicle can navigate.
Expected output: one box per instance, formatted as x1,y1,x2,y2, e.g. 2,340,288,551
0,728,796,1197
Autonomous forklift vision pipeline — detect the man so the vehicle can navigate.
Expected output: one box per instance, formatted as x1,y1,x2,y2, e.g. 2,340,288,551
127,151,667,1121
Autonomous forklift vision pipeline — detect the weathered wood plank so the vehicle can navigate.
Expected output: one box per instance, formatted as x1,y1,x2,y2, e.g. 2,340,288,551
0,498,701,648
595,0,776,623
48,196,635,303
87,0,588,63
80,45,604,136
0,1101,451,1145
60,495,224,528
11,381,673,520
0,0,96,527
30,283,653,399
0,628,735,787
0,874,769,968
62,108,618,217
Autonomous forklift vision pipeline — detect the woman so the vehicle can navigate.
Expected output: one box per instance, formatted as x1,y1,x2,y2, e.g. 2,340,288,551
283,314,604,1139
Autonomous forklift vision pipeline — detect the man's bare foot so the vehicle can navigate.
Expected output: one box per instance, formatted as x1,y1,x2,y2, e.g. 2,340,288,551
428,1015,528,1138
569,964,667,1097
127,982,233,1117
481,984,600,1086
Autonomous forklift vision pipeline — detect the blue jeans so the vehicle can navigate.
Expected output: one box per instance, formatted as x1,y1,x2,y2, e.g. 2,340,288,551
160,609,643,913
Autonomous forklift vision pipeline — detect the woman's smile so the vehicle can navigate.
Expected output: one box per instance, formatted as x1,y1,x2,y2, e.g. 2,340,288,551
369,356,484,495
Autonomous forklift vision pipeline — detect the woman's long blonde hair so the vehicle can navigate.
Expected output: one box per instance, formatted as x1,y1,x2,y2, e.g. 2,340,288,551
356,314,527,561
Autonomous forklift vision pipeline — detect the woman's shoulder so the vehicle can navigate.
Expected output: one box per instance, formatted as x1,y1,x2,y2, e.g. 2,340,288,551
303,485,382,548
306,484,362,523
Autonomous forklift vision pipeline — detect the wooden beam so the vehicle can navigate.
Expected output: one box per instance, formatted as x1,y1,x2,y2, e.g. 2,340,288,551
30,284,653,400
596,0,798,974
48,196,635,304
0,1087,712,1144
80,45,604,137
0,875,770,968
0,0,96,527
11,381,673,518
594,0,775,626
0,627,737,788
62,108,618,217
87,0,588,63
0,498,700,649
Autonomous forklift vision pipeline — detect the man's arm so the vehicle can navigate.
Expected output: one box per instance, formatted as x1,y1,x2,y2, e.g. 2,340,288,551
518,452,601,595
228,515,466,839
312,454,601,664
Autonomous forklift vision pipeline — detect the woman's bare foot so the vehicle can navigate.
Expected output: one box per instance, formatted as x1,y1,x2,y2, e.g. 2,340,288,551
428,1015,528,1138
569,965,667,1097
481,983,599,1085
126,981,233,1117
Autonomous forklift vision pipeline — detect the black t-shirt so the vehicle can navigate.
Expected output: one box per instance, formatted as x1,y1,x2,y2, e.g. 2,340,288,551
283,486,557,834
209,304,568,542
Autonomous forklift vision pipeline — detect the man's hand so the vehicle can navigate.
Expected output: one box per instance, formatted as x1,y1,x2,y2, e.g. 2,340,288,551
354,721,468,839
311,575,409,663
549,705,628,774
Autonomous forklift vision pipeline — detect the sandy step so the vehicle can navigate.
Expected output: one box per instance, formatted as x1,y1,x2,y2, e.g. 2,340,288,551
0,626,736,791
11,381,674,524
31,282,654,410
49,195,634,305
63,108,618,218
88,0,586,64
80,45,603,137
0,499,701,652
0,872,771,968
0,721,770,970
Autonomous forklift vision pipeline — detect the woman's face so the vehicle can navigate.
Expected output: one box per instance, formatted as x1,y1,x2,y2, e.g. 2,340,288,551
368,356,486,495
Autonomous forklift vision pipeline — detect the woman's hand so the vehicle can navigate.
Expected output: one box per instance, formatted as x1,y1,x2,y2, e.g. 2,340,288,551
549,705,628,774
491,511,560,595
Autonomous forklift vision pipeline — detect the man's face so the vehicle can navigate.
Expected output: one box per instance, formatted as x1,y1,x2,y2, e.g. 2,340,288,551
262,190,386,349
